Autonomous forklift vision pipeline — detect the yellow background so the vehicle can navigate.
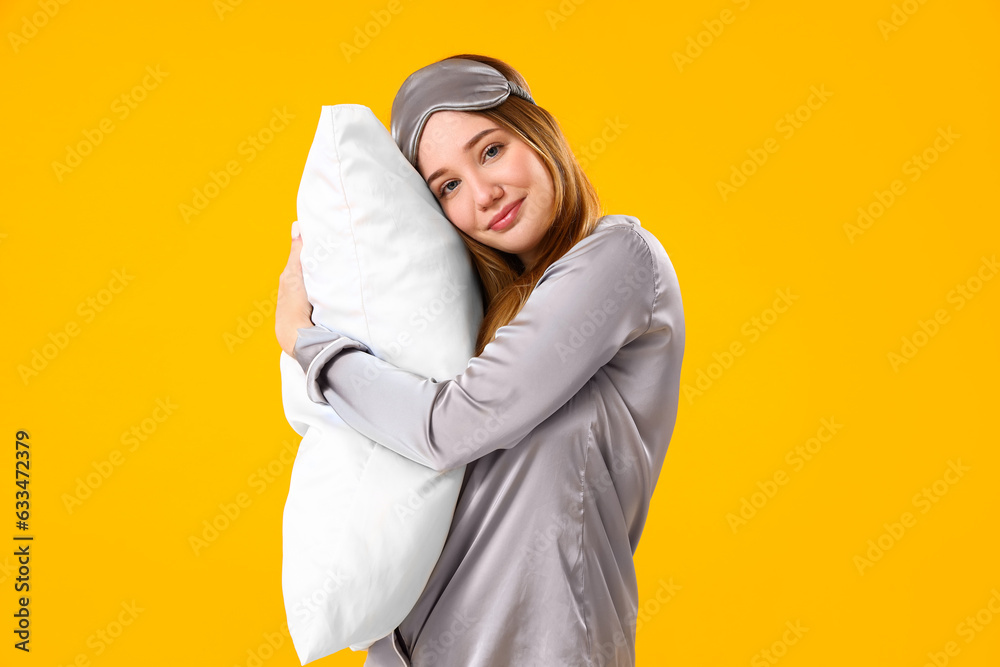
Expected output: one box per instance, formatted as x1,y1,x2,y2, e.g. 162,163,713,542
2,0,998,665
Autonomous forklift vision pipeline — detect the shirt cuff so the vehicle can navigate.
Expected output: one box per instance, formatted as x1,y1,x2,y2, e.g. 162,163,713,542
293,324,374,404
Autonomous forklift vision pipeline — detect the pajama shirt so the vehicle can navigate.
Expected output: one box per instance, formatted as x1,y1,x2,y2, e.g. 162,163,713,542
292,214,685,666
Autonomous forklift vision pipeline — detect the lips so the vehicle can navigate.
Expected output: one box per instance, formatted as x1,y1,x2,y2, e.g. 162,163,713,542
489,197,525,230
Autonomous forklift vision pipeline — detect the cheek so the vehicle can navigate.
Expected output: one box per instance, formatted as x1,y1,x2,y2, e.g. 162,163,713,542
442,200,475,235
527,155,552,194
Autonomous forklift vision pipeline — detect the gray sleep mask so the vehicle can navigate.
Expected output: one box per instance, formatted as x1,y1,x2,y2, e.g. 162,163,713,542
390,58,536,169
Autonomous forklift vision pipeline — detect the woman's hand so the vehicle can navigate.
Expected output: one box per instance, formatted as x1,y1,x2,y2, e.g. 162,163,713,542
275,221,315,359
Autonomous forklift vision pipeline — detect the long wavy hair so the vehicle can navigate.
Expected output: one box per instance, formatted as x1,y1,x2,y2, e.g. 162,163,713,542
415,53,605,357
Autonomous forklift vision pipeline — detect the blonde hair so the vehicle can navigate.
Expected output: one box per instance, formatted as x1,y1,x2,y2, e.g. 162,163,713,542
420,53,605,357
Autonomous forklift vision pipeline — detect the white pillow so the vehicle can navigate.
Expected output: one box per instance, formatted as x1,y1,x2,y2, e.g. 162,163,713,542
279,104,482,664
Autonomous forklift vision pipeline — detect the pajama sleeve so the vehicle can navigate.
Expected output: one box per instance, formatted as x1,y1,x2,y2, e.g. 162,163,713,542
292,226,657,473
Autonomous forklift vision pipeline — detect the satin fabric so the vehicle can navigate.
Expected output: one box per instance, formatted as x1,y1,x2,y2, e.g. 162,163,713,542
293,215,685,666
389,57,536,168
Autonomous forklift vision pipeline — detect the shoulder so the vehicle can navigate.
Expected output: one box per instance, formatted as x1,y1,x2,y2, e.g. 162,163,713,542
597,214,674,269
596,216,683,335
551,215,651,271
545,214,667,284
530,216,657,320
596,214,680,294
545,214,681,317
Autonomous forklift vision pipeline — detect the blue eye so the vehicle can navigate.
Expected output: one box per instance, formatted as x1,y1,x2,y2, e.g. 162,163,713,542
437,143,504,198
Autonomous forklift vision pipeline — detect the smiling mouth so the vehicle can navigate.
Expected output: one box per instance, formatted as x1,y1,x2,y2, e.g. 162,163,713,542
489,197,525,231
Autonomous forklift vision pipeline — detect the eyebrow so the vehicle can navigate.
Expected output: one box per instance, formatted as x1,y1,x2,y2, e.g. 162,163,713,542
424,127,500,187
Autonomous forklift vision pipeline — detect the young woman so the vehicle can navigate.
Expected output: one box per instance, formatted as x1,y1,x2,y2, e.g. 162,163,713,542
275,54,685,667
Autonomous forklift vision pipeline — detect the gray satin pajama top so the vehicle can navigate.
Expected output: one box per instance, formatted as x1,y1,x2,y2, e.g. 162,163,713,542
291,214,685,666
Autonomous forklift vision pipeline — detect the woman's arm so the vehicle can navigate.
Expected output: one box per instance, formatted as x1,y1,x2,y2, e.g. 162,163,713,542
294,225,658,472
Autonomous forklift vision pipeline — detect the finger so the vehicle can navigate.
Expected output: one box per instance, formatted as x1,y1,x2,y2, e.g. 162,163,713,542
286,220,303,261
287,236,303,266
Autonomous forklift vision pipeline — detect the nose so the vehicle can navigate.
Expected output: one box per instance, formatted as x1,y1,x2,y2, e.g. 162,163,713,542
471,171,503,211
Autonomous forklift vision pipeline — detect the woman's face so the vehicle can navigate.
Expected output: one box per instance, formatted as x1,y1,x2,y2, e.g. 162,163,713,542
417,110,556,269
